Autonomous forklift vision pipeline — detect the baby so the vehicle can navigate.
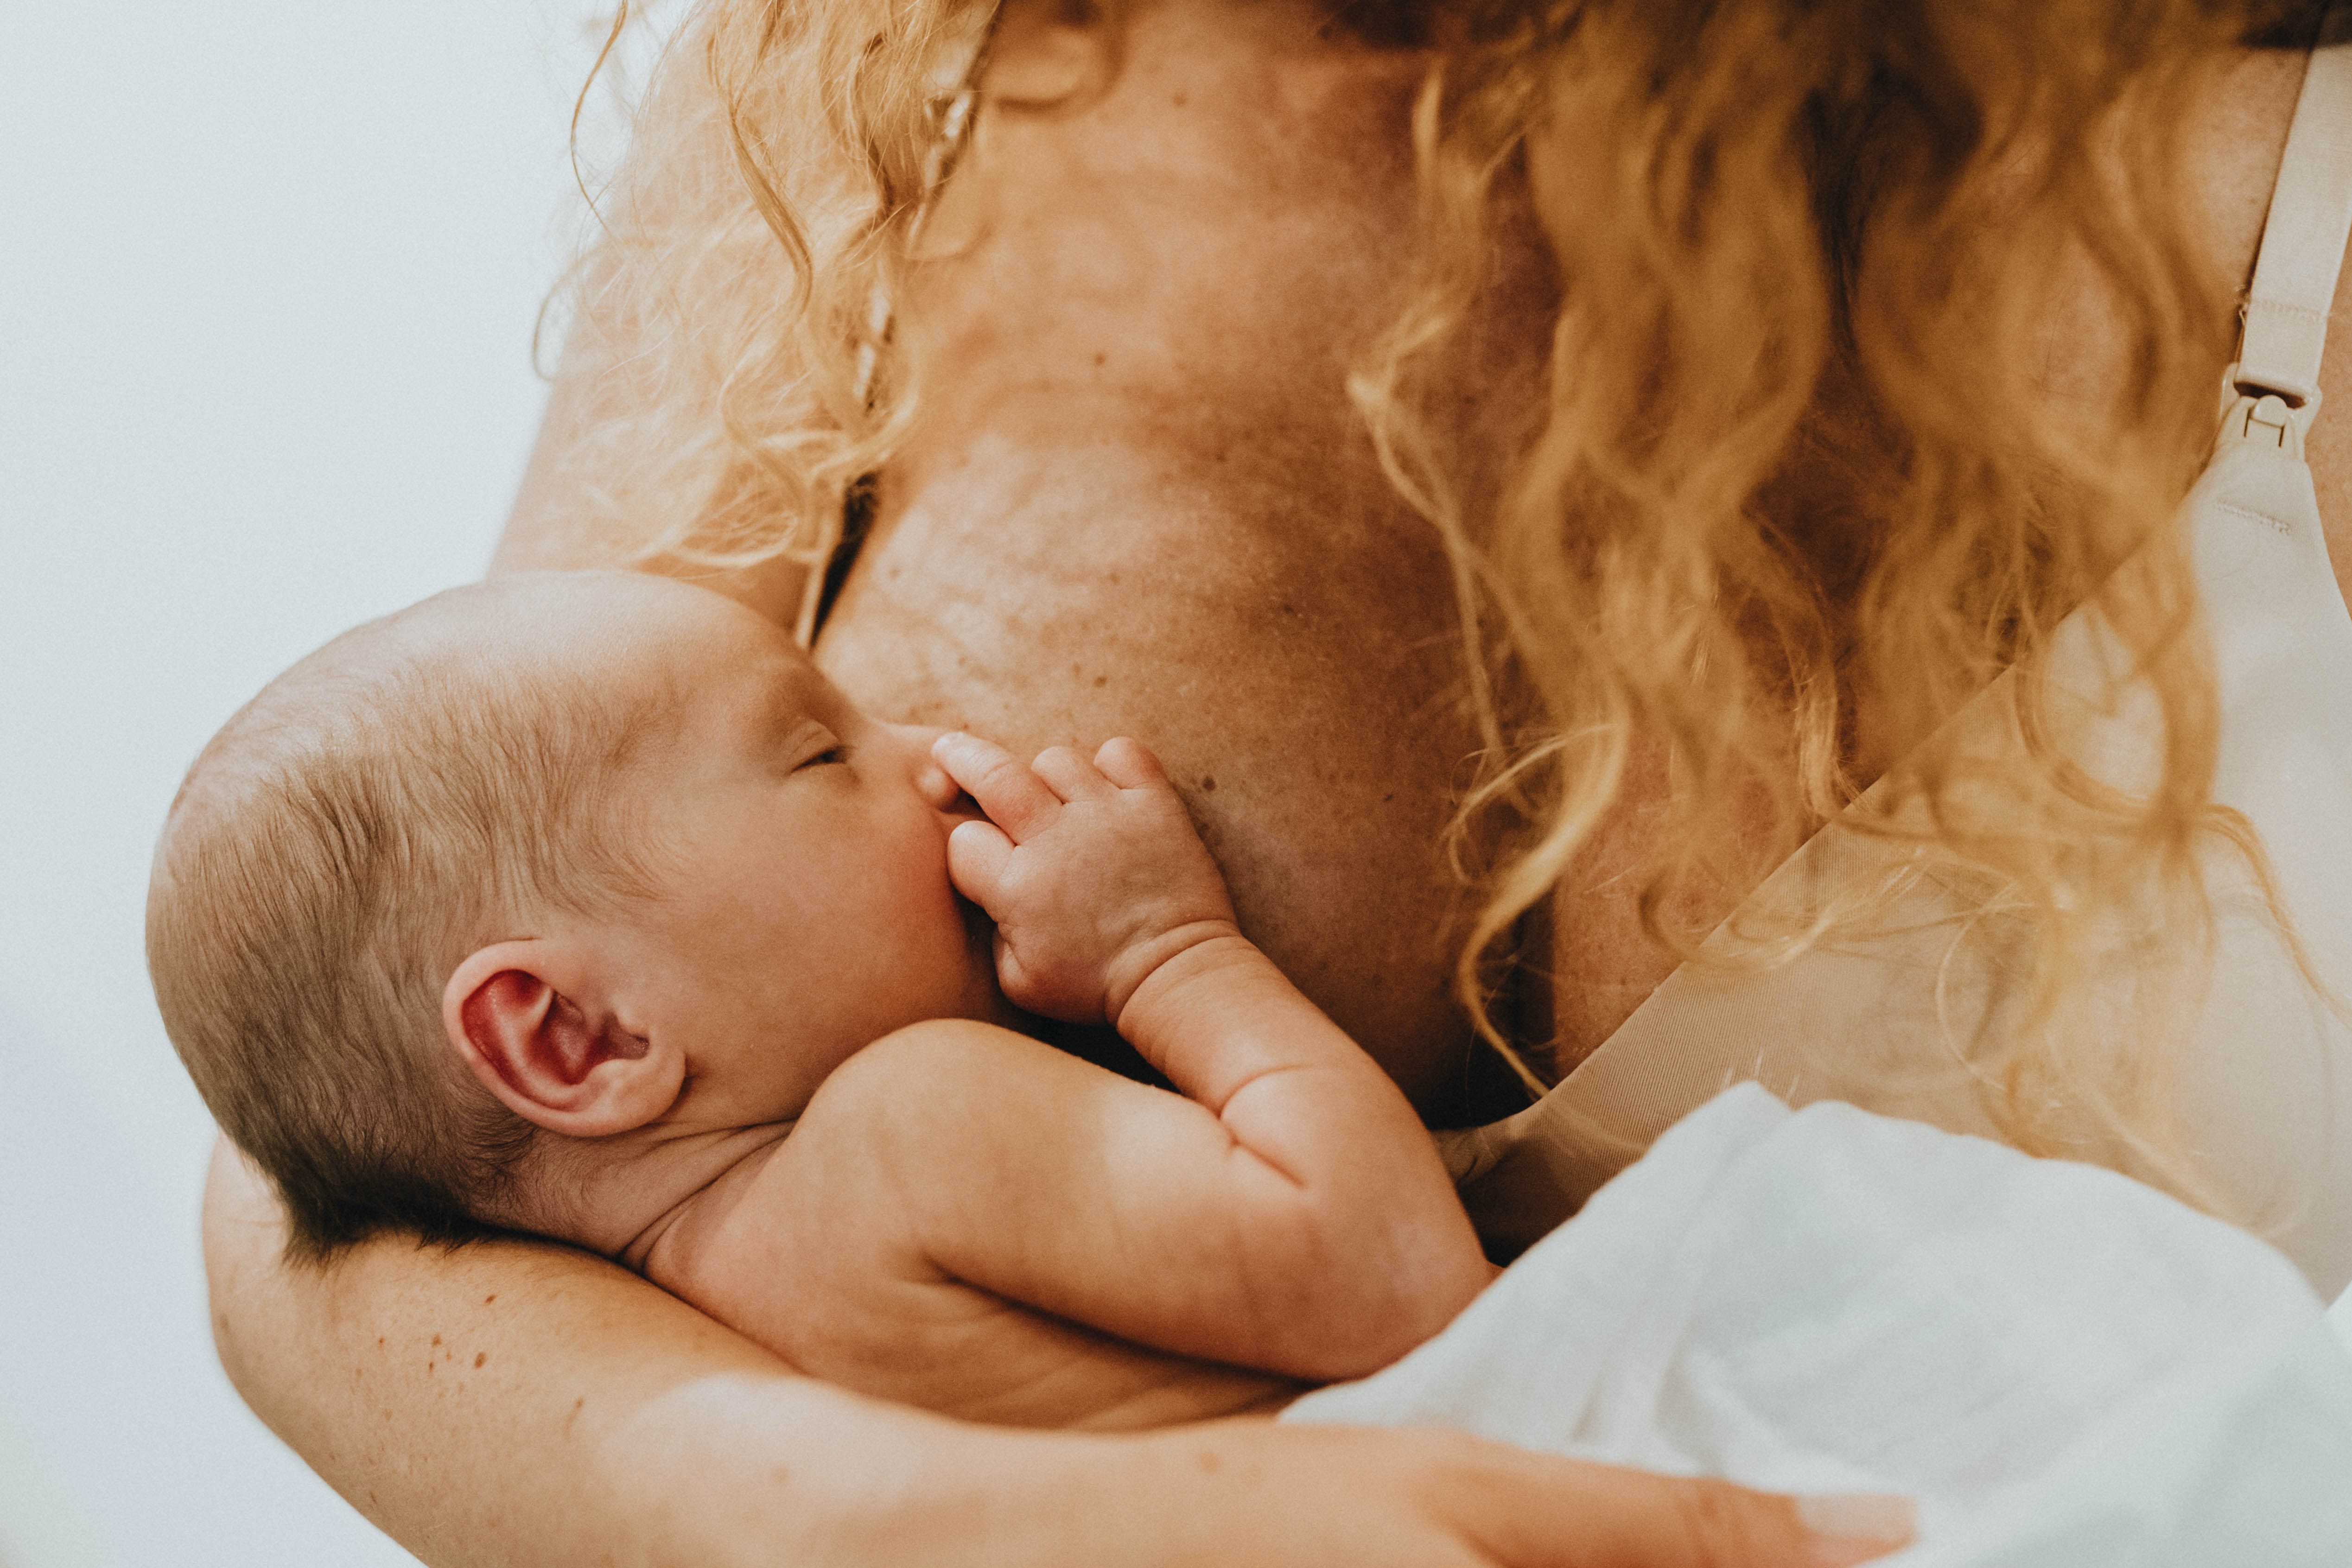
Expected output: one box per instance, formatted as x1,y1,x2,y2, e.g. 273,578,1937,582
149,570,1492,1428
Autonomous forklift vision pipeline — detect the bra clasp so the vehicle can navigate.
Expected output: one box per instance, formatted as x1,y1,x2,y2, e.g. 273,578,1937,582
2218,362,2320,461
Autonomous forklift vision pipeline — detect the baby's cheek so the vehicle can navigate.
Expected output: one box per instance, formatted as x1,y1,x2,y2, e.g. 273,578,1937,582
900,831,992,1004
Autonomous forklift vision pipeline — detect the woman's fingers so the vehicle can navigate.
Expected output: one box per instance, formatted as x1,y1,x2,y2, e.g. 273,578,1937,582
1453,1455,1915,1568
1408,1443,1914,1568
1589,1479,1913,1568
934,732,1062,843
1102,1424,1913,1568
1788,1494,1919,1565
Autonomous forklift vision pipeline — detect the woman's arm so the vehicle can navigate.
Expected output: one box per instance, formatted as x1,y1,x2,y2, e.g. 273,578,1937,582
203,1139,1903,1568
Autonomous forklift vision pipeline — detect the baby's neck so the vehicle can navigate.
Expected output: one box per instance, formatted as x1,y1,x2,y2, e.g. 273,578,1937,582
623,1131,788,1280
552,1012,1057,1271
525,1122,790,1274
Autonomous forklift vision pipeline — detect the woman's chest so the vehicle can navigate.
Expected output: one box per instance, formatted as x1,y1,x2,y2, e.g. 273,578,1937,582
815,3,1581,1112
814,419,1504,1112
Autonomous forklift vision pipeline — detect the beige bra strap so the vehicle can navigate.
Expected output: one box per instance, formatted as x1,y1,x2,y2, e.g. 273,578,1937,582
2235,6,2352,411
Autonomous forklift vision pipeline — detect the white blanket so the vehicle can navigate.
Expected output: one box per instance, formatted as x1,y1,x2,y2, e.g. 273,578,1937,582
1286,1086,2352,1563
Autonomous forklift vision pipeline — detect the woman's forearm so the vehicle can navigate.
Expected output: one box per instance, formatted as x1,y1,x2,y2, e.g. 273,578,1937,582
203,1137,864,1566
205,1137,1125,1566
204,1137,1901,1567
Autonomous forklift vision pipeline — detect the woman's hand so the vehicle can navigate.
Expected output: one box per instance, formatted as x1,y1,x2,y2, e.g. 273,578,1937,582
204,1138,1908,1568
1005,1423,1913,1568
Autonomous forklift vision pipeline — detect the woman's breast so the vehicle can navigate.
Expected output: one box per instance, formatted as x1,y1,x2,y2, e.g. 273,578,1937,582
815,0,1604,1116
816,414,1496,1113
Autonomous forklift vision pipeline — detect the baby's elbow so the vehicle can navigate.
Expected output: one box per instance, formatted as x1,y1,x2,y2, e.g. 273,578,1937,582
1239,1214,1490,1381
1308,1274,1483,1380
1253,1297,1456,1384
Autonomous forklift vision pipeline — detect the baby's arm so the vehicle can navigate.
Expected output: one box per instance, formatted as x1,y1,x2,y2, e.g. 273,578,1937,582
918,733,1494,1377
654,735,1490,1400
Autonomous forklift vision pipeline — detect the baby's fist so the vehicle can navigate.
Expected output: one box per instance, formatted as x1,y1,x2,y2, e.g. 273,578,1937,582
933,733,1239,1026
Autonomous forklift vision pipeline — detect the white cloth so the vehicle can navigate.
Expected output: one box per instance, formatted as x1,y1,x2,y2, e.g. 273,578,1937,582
1289,1087,2352,1564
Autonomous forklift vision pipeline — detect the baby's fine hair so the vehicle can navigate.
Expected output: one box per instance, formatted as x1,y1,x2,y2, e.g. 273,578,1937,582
147,577,666,1260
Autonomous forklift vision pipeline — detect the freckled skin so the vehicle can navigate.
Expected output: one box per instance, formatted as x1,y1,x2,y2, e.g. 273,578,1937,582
815,0,1555,1116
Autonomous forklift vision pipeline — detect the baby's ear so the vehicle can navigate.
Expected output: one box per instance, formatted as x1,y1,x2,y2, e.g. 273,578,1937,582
444,941,684,1137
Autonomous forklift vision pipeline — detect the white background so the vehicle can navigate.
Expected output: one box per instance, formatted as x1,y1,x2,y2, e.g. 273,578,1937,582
0,3,632,1562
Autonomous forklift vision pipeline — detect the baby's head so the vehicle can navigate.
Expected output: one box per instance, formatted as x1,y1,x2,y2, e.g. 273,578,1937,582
150,571,998,1259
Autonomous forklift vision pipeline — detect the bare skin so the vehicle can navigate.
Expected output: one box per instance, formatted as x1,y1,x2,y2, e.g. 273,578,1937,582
508,0,1558,1118
652,729,1493,1432
807,3,1559,1115
405,578,1490,1431
207,4,2343,1564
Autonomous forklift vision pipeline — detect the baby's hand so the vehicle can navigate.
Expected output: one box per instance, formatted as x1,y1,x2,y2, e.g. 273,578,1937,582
932,733,1240,1027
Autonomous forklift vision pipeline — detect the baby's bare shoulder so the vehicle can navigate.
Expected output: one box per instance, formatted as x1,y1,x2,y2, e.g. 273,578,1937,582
802,1018,1057,1119
648,1024,1031,1355
784,1018,1107,1195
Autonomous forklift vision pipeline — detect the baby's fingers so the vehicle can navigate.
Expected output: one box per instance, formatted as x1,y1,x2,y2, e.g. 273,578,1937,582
1093,736,1171,791
1032,745,1118,803
934,732,1060,843
946,818,1017,909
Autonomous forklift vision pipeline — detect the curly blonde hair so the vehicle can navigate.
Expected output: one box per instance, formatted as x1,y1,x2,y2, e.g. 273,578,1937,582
557,0,2316,1203
548,0,994,638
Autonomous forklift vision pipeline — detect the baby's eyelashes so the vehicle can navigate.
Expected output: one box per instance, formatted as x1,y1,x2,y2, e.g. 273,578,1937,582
779,717,847,772
790,730,849,771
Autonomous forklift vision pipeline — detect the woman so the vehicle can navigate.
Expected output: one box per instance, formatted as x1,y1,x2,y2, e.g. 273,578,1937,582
204,0,2347,1561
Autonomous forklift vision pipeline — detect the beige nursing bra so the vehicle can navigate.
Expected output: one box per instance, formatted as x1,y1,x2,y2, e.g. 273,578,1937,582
1443,26,2352,1301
